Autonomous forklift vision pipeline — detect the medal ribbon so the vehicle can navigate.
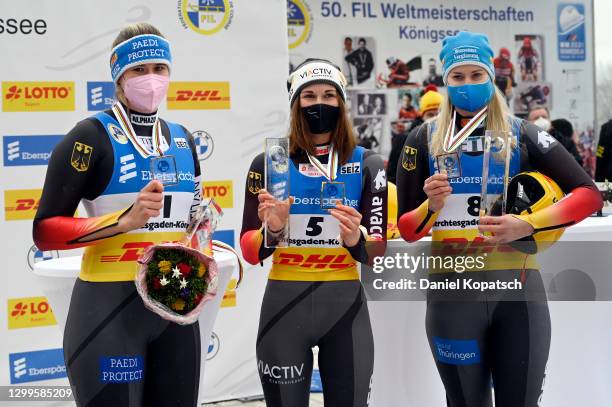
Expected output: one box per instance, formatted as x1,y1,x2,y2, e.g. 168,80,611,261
307,144,338,182
112,102,163,158
443,107,488,153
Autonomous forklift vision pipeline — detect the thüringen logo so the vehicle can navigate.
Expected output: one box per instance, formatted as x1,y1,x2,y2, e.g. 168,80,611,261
9,348,67,384
179,0,234,36
87,81,115,111
3,135,62,166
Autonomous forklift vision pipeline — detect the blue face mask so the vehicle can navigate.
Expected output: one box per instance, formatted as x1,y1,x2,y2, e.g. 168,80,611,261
447,80,495,113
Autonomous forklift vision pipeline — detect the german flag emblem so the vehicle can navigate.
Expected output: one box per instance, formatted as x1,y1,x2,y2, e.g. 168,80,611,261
71,142,93,172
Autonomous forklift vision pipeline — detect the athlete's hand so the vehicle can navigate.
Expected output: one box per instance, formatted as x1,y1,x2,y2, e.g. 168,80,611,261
478,215,534,244
329,203,362,247
119,180,164,232
424,173,452,212
257,189,294,232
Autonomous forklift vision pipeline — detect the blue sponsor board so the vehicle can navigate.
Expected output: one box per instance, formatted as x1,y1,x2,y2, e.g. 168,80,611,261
87,81,115,111
213,229,235,248
558,3,586,61
99,356,144,383
3,135,62,166
9,348,66,384
432,337,481,365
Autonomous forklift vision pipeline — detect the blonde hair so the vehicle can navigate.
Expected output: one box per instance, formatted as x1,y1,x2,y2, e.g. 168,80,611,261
111,23,165,105
430,87,517,159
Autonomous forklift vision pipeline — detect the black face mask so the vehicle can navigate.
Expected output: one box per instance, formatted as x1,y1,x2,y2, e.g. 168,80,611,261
301,103,340,134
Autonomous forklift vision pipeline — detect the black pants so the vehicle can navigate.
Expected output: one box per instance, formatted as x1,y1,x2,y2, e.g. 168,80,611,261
256,279,374,407
426,270,550,407
64,279,201,407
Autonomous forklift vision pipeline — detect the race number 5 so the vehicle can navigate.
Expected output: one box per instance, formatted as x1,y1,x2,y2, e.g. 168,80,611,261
305,216,324,236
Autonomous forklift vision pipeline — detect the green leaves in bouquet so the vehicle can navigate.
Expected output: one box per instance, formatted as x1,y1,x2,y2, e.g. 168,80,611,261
146,248,209,315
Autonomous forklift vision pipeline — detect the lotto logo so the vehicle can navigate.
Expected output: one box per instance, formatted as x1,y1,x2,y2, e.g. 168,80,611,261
8,297,57,329
167,82,230,110
275,253,353,269
202,180,233,208
2,81,75,111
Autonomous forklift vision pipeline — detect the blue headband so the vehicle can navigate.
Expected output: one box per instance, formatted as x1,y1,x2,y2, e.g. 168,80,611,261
110,34,172,83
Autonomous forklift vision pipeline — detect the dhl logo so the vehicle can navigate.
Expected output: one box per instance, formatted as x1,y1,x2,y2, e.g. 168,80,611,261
432,237,519,256
2,81,75,112
274,253,353,269
4,189,42,221
100,242,155,263
8,297,57,329
167,82,230,110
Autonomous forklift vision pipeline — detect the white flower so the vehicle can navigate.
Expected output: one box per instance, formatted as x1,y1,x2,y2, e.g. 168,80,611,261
160,276,169,286
172,266,182,279
180,278,188,289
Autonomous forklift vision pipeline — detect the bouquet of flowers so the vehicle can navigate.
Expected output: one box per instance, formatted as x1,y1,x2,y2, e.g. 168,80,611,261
136,242,218,325
136,243,217,325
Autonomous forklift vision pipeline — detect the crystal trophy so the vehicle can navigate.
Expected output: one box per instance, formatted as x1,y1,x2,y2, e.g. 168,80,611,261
480,130,513,218
264,138,290,248
151,155,178,186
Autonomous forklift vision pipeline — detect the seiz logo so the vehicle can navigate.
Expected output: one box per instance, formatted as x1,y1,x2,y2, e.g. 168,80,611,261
8,296,57,329
4,189,42,221
340,162,361,175
2,82,75,112
118,154,137,183
174,137,189,149
274,253,353,269
167,82,230,110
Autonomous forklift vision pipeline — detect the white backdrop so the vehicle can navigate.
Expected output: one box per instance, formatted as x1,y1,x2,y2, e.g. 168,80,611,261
1,1,606,406
0,0,289,403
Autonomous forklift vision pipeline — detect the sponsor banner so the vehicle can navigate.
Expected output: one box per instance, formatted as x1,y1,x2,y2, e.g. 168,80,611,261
167,82,231,110
202,180,233,209
9,348,66,384
221,278,237,308
27,245,60,271
4,189,41,221
557,3,586,61
87,81,115,111
432,337,481,365
7,297,57,330
206,332,221,360
99,356,144,383
3,135,62,166
2,81,74,112
213,229,235,248
178,0,234,35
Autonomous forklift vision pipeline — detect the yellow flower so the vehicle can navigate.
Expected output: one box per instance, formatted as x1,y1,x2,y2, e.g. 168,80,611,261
158,260,172,274
197,263,207,278
171,299,185,311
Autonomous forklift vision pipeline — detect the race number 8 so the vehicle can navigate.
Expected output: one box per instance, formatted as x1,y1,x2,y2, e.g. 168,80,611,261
467,196,481,217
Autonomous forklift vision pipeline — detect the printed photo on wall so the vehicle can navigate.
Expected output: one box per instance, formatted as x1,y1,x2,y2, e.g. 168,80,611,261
376,56,422,88
397,89,421,121
342,36,376,88
514,82,552,114
493,47,517,103
353,117,384,153
356,92,387,116
515,34,544,82
421,55,444,87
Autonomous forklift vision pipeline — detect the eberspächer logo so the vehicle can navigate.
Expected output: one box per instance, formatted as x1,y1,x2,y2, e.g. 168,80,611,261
287,0,312,49
179,0,234,35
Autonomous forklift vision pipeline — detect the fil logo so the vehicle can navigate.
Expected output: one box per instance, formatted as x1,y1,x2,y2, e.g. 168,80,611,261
118,154,136,183
87,82,114,111
7,140,19,161
13,358,26,379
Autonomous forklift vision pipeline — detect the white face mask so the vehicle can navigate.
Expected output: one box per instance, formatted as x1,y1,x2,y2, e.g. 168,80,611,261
533,117,551,131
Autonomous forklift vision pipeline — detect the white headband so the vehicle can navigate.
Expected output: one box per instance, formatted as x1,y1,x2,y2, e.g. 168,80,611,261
287,60,347,105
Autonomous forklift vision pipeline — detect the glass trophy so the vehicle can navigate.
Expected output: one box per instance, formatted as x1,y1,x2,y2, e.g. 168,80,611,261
264,138,290,248
480,130,513,218
436,153,462,179
185,198,223,255
151,155,178,186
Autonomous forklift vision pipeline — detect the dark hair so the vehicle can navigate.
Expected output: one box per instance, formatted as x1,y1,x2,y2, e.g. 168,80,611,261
358,38,366,44
550,118,574,139
344,37,352,42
